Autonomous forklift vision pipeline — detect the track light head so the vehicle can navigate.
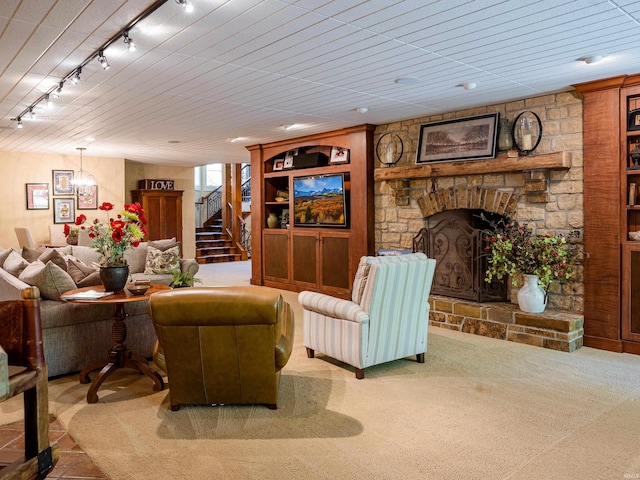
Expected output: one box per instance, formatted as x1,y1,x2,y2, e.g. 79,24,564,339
176,0,193,12
70,68,81,85
98,50,110,70
29,107,36,119
16,117,23,129
51,82,63,98
123,31,136,52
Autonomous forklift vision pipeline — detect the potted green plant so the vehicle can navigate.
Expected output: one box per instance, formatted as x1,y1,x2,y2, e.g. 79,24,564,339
483,215,576,313
169,270,201,288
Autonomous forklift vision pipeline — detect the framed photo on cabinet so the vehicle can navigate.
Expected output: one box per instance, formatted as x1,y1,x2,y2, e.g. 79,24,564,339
330,147,349,164
26,183,49,210
52,170,74,195
53,197,75,224
283,149,297,169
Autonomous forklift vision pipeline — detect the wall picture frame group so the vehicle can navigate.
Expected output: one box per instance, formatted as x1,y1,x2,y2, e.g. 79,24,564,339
52,170,74,195
77,185,98,210
416,113,499,164
53,197,75,224
26,183,49,210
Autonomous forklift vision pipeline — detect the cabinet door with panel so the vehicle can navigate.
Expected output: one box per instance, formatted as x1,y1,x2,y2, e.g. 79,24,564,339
131,190,183,242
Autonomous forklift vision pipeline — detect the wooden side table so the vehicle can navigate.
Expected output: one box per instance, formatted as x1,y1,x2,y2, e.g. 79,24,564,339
61,284,170,403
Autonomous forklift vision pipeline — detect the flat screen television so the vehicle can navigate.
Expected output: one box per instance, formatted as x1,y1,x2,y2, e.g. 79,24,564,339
293,173,347,227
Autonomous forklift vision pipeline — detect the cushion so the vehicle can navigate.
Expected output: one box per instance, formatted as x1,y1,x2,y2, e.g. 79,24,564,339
38,248,68,271
66,257,102,288
18,260,77,300
148,238,177,250
123,243,148,274
149,238,181,254
144,245,180,275
0,248,13,266
351,256,372,304
3,251,30,277
21,246,45,263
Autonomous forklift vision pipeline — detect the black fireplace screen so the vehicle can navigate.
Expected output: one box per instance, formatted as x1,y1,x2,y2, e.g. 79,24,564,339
413,209,507,302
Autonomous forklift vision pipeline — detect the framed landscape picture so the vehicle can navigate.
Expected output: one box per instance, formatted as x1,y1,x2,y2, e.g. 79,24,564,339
52,170,74,195
416,113,499,163
26,183,49,210
53,197,75,224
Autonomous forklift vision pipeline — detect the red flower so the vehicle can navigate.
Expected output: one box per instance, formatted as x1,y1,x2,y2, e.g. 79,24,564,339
75,214,86,225
99,202,114,211
63,224,70,235
111,220,126,230
130,239,140,248
111,228,124,243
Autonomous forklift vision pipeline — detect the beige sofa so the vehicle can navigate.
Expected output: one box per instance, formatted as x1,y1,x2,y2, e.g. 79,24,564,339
0,240,199,377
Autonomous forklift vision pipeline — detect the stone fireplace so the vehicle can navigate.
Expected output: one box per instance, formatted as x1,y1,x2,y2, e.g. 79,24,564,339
371,92,586,351
413,209,507,303
373,154,584,352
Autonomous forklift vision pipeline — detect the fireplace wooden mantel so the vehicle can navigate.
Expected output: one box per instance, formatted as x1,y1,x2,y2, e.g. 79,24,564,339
374,151,571,181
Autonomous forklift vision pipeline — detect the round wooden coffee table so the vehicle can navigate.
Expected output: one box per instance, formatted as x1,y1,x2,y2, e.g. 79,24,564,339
61,284,170,403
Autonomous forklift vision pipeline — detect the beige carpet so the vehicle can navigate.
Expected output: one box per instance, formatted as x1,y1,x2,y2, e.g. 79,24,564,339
3,262,640,479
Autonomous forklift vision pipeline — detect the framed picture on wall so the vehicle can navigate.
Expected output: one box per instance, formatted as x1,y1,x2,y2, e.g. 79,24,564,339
53,197,75,224
52,170,74,195
416,113,499,163
25,183,50,210
77,185,98,210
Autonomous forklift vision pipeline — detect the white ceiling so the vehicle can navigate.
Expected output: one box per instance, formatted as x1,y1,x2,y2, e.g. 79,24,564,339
0,0,639,167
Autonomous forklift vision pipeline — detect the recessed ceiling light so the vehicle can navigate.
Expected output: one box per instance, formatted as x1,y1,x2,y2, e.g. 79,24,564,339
168,140,181,144
85,137,95,142
580,55,604,65
457,82,477,90
394,76,421,85
282,124,295,131
355,107,369,113
228,137,244,142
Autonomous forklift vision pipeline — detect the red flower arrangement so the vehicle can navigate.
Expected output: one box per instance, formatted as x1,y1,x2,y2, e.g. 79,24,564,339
65,201,147,266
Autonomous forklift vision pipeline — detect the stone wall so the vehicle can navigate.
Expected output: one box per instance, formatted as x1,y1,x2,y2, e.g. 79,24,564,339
373,92,584,313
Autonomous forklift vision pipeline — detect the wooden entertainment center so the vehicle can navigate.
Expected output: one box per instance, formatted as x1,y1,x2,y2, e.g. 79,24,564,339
575,74,640,354
247,124,375,298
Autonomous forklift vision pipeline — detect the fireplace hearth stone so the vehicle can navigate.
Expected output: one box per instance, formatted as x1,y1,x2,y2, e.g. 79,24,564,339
429,295,584,352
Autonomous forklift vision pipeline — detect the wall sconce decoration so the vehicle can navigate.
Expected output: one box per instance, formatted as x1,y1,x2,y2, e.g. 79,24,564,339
511,111,542,156
376,133,404,167
497,117,513,151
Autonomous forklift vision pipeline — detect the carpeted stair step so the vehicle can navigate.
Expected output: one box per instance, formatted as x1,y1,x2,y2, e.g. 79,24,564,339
197,253,243,264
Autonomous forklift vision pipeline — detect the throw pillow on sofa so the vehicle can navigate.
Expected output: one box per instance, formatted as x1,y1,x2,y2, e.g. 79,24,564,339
149,238,181,253
0,247,13,266
144,245,180,275
38,248,68,271
66,257,102,287
22,246,68,271
3,250,30,277
18,260,77,300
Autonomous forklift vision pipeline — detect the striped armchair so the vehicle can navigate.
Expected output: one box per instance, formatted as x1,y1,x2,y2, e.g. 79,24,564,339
299,253,436,379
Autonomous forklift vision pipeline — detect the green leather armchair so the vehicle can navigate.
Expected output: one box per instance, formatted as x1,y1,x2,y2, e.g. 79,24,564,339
149,286,294,410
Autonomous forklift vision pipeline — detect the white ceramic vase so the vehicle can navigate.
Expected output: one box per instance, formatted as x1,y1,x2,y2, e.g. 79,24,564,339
517,274,547,313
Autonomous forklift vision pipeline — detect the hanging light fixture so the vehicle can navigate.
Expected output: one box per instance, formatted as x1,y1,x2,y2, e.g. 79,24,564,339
71,147,96,201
